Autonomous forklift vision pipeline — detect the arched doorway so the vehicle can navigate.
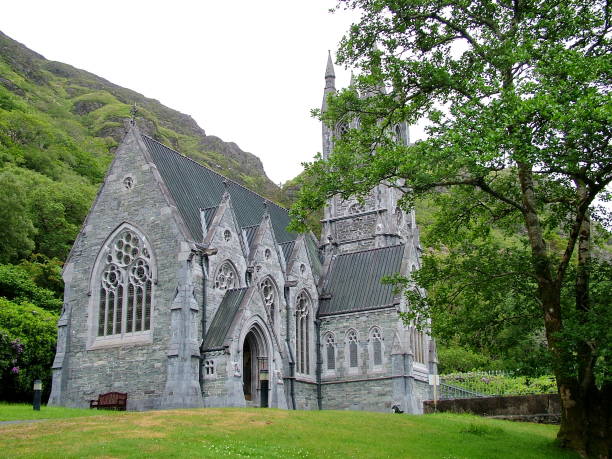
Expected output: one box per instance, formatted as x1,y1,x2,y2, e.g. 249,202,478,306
242,326,269,407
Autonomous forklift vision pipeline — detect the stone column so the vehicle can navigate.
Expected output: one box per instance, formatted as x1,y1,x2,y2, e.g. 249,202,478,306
161,258,204,409
48,304,70,406
391,330,418,414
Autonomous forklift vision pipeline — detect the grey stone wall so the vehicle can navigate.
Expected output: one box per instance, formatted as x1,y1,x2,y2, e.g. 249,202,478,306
50,128,193,410
321,378,393,412
423,394,560,424
294,380,318,410
320,308,398,382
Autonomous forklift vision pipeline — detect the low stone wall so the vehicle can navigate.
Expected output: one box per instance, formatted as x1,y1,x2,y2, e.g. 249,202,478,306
423,394,560,424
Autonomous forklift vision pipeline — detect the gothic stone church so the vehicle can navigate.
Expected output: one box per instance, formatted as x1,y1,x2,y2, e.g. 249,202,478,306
48,55,437,412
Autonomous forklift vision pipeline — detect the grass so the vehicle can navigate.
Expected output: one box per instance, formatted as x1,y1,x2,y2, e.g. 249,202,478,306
0,406,578,458
0,403,119,421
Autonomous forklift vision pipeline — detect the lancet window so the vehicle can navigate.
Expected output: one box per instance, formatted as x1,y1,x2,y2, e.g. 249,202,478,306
411,328,426,364
370,327,383,366
325,333,336,371
97,228,153,338
347,329,359,368
295,291,311,374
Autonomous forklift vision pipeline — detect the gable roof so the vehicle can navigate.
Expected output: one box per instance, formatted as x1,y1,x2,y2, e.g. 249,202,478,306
142,135,294,243
318,244,404,316
203,287,248,350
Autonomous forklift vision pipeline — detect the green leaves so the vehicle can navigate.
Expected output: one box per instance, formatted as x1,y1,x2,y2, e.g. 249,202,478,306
293,0,611,389
0,298,58,402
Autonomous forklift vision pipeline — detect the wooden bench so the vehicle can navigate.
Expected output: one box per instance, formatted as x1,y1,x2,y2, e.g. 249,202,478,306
90,392,128,410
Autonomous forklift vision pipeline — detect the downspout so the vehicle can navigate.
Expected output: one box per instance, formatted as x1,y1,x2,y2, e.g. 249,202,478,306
315,318,322,410
198,252,208,397
284,286,296,410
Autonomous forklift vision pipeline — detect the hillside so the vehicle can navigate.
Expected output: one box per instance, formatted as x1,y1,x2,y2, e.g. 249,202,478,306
0,30,284,264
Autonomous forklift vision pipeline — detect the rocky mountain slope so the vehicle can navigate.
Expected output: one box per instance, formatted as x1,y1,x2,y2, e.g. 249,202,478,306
0,30,279,199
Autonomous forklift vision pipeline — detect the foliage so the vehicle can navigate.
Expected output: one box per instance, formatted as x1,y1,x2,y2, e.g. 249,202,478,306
0,263,62,313
0,408,577,458
0,298,57,402
442,371,557,396
291,0,611,454
437,345,503,374
0,31,285,265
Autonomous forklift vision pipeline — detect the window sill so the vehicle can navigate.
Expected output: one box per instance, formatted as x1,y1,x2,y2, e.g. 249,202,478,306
88,332,153,350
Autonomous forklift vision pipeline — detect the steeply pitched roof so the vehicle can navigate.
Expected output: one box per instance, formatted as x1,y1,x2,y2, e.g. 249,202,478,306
142,135,294,243
203,287,248,350
305,233,323,280
318,244,404,316
280,240,295,263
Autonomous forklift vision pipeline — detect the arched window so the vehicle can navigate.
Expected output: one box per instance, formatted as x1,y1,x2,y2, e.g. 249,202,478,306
260,278,276,327
295,291,311,374
336,121,349,138
347,329,358,368
411,327,426,364
394,124,402,143
97,228,154,338
214,261,238,290
370,327,383,366
325,333,336,371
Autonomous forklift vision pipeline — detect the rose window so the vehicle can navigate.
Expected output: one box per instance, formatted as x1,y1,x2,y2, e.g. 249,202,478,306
215,262,237,290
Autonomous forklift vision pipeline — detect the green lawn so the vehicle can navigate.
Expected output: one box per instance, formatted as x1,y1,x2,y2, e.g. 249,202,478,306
0,403,119,421
0,406,577,458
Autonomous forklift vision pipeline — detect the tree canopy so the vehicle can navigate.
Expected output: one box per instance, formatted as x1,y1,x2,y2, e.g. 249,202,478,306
291,0,611,456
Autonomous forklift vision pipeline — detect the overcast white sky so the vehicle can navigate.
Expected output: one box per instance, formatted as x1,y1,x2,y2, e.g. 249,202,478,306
0,1,382,184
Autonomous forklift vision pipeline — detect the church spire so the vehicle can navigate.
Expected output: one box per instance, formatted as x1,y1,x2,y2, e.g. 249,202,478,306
322,51,336,111
325,50,335,85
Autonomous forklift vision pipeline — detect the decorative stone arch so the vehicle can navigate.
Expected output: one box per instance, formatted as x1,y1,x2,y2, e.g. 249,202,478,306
87,222,157,349
295,289,313,376
258,276,280,330
238,316,273,407
345,328,360,371
213,259,239,290
335,120,350,138
368,326,385,369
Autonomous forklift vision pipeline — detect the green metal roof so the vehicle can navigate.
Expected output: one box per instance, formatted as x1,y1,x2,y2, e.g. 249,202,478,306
318,244,404,316
203,287,248,350
242,225,259,249
305,234,323,279
280,241,295,262
142,136,295,243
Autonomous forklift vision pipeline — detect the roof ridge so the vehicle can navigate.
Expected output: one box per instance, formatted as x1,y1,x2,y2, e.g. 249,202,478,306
333,243,404,258
141,135,290,212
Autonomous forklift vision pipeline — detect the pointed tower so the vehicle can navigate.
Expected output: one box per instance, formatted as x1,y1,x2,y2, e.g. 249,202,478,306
319,52,419,256
321,51,336,160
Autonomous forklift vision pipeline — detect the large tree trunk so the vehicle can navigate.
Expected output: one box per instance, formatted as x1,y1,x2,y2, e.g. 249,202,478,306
556,206,611,458
517,166,611,457
557,380,612,458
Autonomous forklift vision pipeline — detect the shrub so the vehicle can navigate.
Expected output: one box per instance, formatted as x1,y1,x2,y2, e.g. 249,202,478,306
0,298,57,402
